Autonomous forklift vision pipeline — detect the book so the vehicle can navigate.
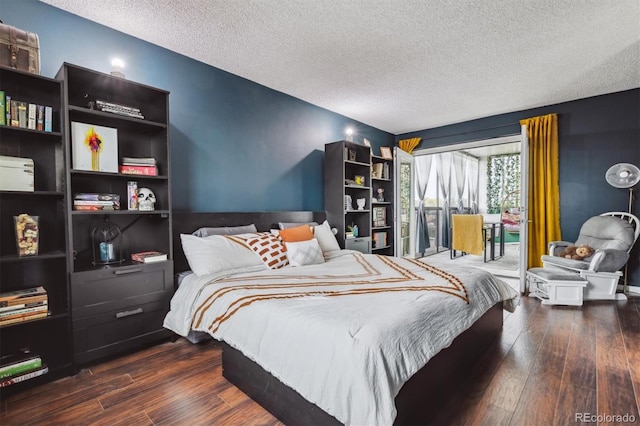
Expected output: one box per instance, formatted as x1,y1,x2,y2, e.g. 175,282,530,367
131,251,167,263
0,304,49,320
1,350,40,367
17,101,27,128
0,364,48,388
27,103,36,130
0,357,42,379
36,105,44,131
0,311,48,326
119,165,158,176
10,99,19,126
121,157,156,165
0,294,48,308
0,91,5,126
74,193,120,201
0,300,47,313
73,204,119,211
4,95,10,125
73,200,121,207
44,106,52,132
0,286,47,306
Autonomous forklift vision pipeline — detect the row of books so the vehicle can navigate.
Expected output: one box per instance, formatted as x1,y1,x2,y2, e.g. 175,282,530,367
0,286,48,327
73,193,121,211
0,91,53,131
120,157,158,176
0,350,48,388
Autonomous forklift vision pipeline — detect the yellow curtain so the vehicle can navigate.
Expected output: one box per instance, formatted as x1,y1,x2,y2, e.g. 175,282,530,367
520,114,561,268
398,137,421,153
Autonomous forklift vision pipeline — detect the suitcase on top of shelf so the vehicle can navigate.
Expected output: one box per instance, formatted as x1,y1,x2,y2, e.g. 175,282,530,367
0,21,40,74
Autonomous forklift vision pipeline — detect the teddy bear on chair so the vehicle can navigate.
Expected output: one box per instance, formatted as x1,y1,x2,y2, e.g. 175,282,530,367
559,244,595,260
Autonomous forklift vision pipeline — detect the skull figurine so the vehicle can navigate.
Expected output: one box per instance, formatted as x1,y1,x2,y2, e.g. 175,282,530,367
137,187,156,211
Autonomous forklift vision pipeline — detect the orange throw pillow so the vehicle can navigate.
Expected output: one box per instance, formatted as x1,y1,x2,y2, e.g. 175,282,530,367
278,224,314,242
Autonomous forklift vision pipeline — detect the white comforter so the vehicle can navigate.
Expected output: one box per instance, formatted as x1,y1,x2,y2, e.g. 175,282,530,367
164,251,518,426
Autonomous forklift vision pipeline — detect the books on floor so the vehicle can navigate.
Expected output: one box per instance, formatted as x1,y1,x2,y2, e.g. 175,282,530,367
131,251,167,263
0,286,48,327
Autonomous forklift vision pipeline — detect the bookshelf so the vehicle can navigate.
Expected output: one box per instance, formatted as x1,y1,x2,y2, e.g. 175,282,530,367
0,65,72,394
324,141,372,253
371,153,395,256
56,63,174,364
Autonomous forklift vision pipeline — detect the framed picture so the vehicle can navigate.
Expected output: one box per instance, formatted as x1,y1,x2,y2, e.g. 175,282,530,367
71,122,118,172
363,138,371,147
380,146,392,159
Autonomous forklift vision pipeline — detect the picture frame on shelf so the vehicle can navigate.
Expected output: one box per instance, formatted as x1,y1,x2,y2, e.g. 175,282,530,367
380,146,392,159
71,122,118,172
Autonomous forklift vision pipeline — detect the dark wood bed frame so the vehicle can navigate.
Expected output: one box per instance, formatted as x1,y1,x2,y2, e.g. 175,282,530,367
172,211,504,425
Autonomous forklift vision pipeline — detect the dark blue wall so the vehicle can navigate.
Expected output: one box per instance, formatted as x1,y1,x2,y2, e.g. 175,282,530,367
398,89,640,286
2,1,394,212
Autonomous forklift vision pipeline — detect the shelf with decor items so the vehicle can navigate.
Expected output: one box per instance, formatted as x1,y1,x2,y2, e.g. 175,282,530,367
371,153,394,255
324,141,372,253
0,66,73,396
56,63,173,365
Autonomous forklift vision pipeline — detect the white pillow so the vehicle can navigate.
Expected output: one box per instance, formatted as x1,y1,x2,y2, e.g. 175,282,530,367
312,220,341,253
180,233,264,276
285,239,325,267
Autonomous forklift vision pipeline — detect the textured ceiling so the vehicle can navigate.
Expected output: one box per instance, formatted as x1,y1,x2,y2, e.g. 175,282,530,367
41,0,640,134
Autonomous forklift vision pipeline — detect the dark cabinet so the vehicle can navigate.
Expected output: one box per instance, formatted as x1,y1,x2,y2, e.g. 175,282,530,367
56,63,174,364
0,66,72,394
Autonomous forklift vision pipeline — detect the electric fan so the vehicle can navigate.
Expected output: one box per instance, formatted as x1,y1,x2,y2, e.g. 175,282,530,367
605,163,640,297
605,163,640,214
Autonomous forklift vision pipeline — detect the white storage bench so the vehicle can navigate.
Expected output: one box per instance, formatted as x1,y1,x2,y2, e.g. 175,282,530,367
527,267,588,306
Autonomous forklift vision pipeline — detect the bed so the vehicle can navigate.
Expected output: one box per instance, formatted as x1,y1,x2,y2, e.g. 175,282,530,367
165,211,519,425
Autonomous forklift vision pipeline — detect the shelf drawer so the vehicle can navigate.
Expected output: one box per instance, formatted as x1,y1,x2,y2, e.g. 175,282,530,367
72,298,171,364
345,237,371,254
71,261,173,319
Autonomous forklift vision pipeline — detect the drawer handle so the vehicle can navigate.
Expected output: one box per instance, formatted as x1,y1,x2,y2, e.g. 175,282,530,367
115,308,144,319
114,267,143,275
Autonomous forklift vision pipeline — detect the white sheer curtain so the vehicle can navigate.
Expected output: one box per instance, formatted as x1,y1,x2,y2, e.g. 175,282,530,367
435,153,452,247
452,152,467,212
466,156,480,213
415,155,433,255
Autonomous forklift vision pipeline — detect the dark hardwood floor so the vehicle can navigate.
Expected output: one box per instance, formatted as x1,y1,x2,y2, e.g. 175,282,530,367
1,296,639,425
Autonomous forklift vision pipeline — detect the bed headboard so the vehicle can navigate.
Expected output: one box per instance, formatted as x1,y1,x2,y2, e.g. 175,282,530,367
171,211,326,273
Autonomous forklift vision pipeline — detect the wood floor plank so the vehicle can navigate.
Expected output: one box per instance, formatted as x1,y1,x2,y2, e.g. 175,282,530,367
0,374,134,424
553,383,597,425
597,366,640,422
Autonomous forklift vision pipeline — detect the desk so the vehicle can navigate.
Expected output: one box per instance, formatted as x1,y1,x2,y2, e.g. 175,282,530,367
482,222,505,262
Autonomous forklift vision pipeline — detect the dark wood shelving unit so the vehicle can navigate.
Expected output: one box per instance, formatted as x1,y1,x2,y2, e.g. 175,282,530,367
0,65,73,396
57,63,174,365
371,154,395,255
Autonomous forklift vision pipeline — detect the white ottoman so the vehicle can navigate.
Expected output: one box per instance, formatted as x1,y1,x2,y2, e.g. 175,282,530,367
527,267,588,306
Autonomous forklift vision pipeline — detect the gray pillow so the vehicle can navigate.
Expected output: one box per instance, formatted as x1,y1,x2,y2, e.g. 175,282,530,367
192,224,257,237
278,222,319,230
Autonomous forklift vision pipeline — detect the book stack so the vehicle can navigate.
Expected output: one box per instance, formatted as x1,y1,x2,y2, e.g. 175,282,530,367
131,251,167,264
96,100,144,119
0,286,48,327
0,350,48,388
0,90,53,131
119,157,158,176
373,232,388,248
73,193,121,211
